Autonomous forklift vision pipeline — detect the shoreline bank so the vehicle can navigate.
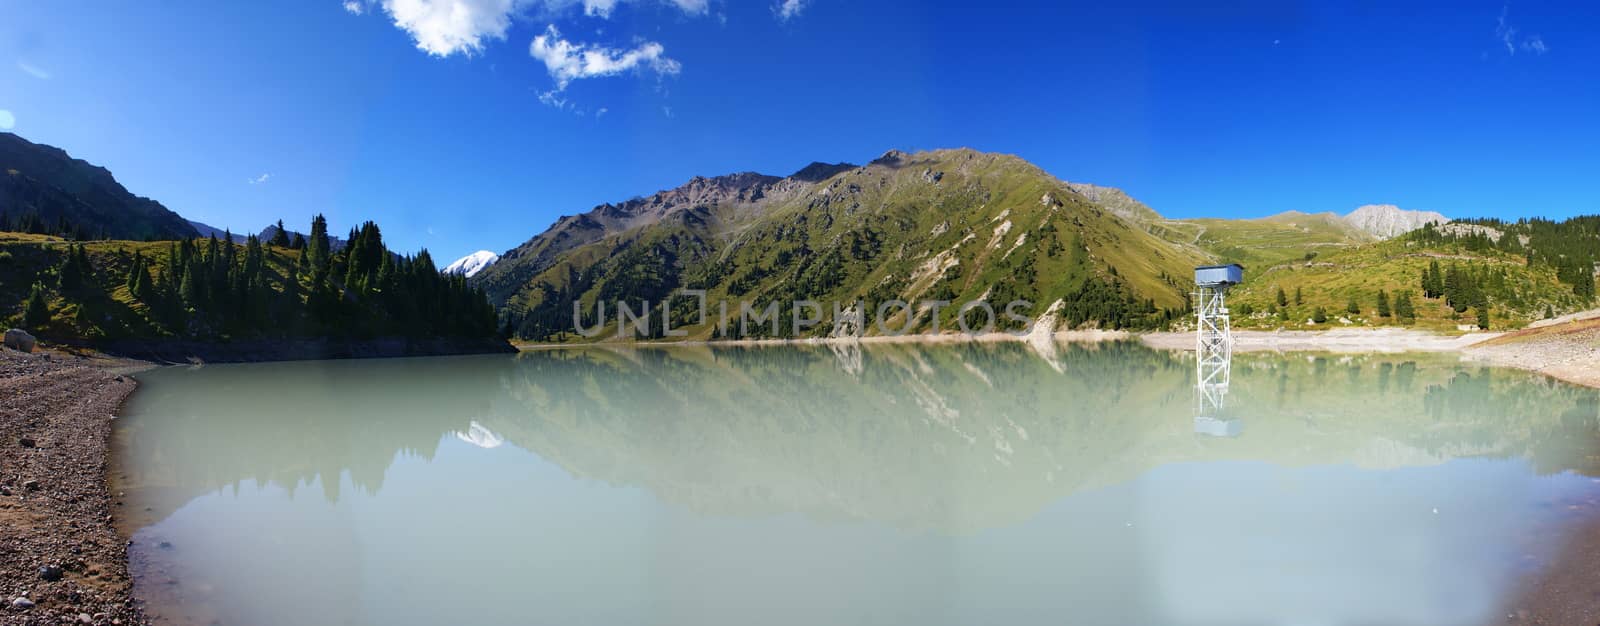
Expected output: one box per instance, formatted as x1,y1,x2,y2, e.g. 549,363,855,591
89,336,515,365
1,348,150,624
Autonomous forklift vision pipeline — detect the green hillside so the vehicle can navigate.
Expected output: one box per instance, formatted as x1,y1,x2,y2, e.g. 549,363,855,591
0,221,498,346
476,148,1600,341
1226,229,1595,331
1183,211,1375,267
481,149,1212,340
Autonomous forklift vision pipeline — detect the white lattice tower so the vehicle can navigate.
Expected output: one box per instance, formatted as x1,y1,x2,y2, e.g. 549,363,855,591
1194,284,1232,418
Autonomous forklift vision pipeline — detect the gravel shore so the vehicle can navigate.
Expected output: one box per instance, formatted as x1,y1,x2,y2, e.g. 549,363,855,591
1465,317,1600,389
1,347,148,625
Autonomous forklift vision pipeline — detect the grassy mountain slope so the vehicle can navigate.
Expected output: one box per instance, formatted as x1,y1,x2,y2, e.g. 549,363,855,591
1227,239,1590,330
0,132,197,240
476,149,1213,339
1185,211,1376,267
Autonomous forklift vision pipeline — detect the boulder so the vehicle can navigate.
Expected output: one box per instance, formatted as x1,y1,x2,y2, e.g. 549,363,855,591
38,565,63,581
3,328,36,353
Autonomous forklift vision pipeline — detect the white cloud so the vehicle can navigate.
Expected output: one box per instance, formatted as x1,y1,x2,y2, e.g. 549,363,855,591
1494,5,1548,57
378,0,518,57
0,110,15,130
582,0,618,17
538,90,571,109
666,0,708,14
353,0,709,58
529,25,680,90
16,61,51,80
248,173,272,185
576,0,707,18
596,107,608,117
774,0,805,21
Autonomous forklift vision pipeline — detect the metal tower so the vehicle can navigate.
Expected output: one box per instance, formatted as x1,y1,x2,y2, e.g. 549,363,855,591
1193,264,1243,436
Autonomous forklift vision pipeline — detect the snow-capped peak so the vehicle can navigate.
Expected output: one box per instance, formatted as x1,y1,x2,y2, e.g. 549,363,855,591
443,250,499,277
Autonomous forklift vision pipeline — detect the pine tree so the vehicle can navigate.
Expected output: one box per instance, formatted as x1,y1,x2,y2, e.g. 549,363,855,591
1276,287,1288,307
1311,306,1327,323
1346,296,1360,315
1395,291,1416,322
1476,306,1490,330
291,233,306,250
125,252,144,292
23,282,50,329
1376,290,1391,318
58,244,88,292
1294,286,1303,306
1546,304,1555,319
308,214,331,274
179,263,200,309
270,220,291,247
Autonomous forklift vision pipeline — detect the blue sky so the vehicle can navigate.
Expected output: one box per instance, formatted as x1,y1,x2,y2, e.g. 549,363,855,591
2,1,1597,262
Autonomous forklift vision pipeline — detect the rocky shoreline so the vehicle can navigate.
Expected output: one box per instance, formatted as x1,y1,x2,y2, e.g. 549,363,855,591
1,347,150,625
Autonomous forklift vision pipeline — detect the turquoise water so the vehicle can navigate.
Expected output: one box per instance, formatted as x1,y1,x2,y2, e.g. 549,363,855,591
114,342,1600,625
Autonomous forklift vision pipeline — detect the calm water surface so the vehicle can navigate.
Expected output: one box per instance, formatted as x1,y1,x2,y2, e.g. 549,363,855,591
113,342,1600,626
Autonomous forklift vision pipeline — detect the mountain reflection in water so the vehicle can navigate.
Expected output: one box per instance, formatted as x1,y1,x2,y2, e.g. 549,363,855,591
114,341,1600,626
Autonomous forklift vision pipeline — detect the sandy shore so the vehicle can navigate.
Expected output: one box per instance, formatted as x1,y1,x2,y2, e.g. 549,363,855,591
1,347,151,625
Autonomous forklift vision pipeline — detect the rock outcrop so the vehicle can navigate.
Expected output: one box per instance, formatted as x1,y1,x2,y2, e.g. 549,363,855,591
1344,204,1449,239
3,328,36,353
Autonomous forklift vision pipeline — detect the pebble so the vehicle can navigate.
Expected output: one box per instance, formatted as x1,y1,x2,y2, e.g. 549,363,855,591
18,436,34,448
39,564,64,581
77,613,93,624
22,479,40,491
10,596,33,608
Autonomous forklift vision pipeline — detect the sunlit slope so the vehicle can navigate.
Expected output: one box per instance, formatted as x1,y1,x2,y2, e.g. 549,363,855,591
477,149,1211,337
1185,211,1375,267
1226,239,1588,330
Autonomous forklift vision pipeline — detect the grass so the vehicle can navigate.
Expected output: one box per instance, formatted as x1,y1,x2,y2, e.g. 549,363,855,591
1225,239,1590,331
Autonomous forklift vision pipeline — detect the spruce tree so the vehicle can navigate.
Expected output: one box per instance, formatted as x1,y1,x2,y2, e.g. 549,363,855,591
1345,296,1360,315
1276,287,1288,307
1395,291,1416,322
23,282,50,329
58,244,88,292
1311,306,1327,324
1294,286,1303,306
308,214,331,274
1476,306,1490,330
1376,290,1391,318
270,220,291,247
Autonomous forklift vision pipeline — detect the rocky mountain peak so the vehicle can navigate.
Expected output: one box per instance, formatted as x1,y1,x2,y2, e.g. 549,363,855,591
789,161,858,183
1344,204,1449,239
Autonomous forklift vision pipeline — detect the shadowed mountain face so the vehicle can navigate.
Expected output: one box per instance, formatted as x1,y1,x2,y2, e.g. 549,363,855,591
0,132,197,240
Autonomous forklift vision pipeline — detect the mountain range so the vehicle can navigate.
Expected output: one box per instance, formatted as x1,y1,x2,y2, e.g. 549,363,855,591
0,132,196,240
443,250,499,277
468,148,1518,339
4,133,1594,339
